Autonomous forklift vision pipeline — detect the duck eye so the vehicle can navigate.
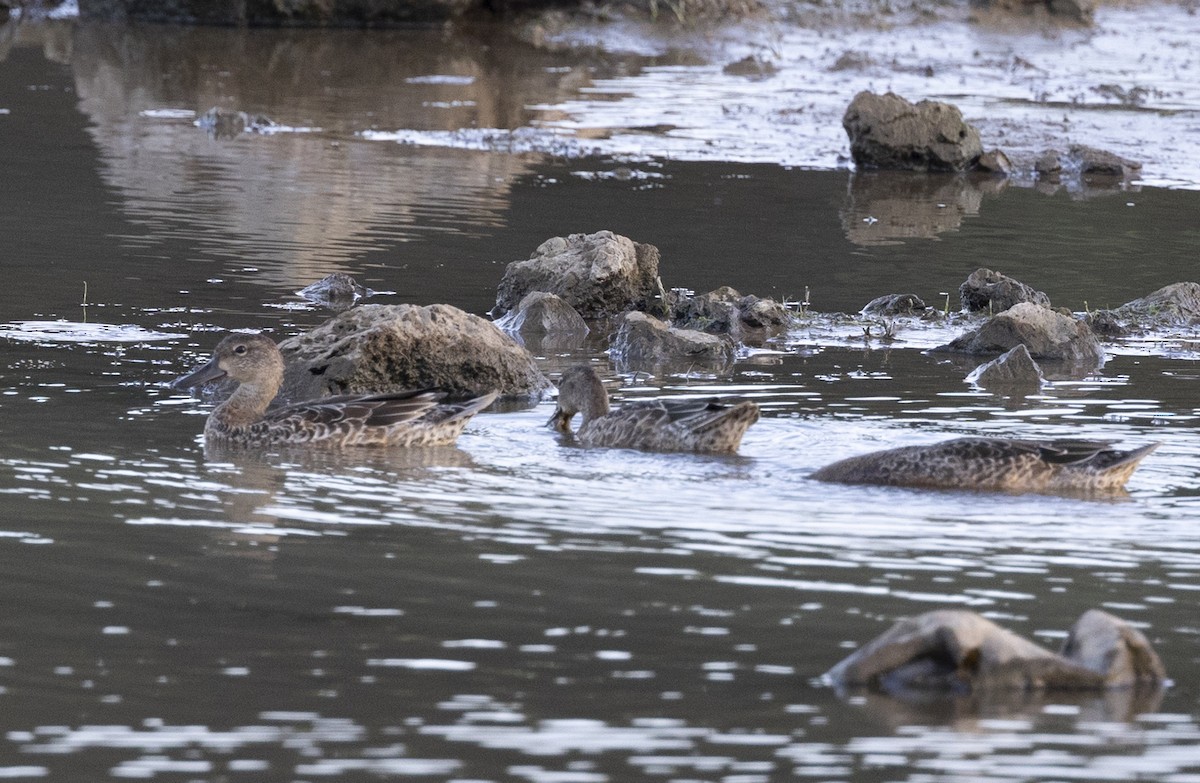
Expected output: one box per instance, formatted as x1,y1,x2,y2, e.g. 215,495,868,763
233,344,248,355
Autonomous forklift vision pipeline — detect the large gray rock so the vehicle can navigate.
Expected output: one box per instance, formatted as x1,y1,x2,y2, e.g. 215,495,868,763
935,302,1104,364
494,231,661,320
825,609,1165,693
609,311,736,373
842,91,984,172
277,303,551,402
959,268,1051,314
1109,282,1200,326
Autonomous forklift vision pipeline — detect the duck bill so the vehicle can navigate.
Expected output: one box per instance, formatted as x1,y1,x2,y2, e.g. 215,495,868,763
172,356,227,390
546,407,572,432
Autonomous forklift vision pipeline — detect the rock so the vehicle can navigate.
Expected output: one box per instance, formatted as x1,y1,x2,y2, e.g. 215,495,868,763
1112,282,1200,325
277,303,551,402
1069,144,1141,180
975,149,1012,176
671,286,789,344
934,302,1105,364
495,291,589,335
609,311,736,372
1059,609,1167,688
959,268,1051,313
824,609,1166,693
195,107,276,139
494,231,661,320
842,91,983,173
862,293,926,317
1035,149,1063,175
1085,282,1200,336
722,55,778,79
79,0,476,24
966,343,1045,390
297,273,376,312
1046,0,1095,21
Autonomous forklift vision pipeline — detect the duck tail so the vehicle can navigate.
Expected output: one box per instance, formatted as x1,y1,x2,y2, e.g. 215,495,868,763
1089,442,1160,489
445,391,499,422
689,401,760,452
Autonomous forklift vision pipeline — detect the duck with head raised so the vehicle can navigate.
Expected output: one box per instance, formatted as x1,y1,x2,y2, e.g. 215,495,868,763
173,333,496,447
811,437,1157,495
548,365,759,454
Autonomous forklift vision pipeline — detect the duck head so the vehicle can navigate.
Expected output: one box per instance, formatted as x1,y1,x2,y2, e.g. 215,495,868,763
173,333,285,392
547,365,611,432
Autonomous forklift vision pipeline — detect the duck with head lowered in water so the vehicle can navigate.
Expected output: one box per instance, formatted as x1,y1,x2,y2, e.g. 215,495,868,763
547,365,759,454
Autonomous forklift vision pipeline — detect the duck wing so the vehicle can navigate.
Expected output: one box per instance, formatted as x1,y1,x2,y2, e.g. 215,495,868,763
266,389,446,431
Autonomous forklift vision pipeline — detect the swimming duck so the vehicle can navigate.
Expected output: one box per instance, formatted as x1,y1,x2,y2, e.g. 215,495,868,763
811,437,1157,494
548,365,759,453
173,333,497,447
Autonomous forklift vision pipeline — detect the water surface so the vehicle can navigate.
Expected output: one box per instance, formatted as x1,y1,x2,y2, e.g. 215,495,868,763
1,19,1199,783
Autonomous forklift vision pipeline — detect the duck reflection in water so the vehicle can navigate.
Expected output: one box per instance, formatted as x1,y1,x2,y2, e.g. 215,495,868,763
173,333,496,448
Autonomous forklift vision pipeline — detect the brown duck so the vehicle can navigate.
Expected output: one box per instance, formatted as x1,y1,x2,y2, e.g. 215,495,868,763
811,437,1158,494
173,333,496,447
548,365,759,454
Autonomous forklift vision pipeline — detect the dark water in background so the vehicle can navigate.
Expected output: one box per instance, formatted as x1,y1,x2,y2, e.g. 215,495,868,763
1,20,1199,782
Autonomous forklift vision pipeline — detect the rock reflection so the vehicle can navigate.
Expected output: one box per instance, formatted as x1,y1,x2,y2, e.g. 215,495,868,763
59,24,630,287
841,171,1007,246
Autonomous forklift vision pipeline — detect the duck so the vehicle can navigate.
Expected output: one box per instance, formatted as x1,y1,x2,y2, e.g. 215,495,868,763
172,333,497,447
547,365,759,453
811,437,1158,494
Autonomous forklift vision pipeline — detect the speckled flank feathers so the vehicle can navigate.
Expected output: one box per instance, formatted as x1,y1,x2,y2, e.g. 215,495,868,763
811,437,1158,494
548,365,759,454
173,333,496,447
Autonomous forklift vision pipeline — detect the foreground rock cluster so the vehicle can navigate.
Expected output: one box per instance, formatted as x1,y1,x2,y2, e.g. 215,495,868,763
825,609,1165,694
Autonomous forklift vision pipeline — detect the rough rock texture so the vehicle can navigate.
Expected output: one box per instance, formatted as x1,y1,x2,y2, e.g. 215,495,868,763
671,286,790,344
495,291,588,335
824,609,1165,693
861,293,926,317
1108,282,1200,326
959,268,1051,313
966,343,1045,390
842,91,983,172
494,231,661,320
975,149,1013,176
78,0,477,24
934,302,1105,364
277,304,551,402
609,311,735,372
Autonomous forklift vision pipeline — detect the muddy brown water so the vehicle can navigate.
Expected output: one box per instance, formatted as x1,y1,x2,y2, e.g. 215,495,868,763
1,18,1199,783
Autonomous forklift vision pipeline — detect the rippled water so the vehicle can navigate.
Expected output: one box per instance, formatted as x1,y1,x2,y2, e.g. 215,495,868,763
1,17,1199,783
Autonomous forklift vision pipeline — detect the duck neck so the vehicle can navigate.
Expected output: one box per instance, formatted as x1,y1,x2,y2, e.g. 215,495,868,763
578,389,610,426
210,379,280,431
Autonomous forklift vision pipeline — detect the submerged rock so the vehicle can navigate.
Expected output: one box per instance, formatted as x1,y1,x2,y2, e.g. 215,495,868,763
195,107,276,139
824,609,1165,693
297,273,376,312
861,293,926,317
959,268,1051,314
1070,144,1141,181
966,343,1045,390
495,291,589,335
494,230,661,320
609,311,735,373
934,302,1104,365
671,286,789,345
842,91,983,173
277,303,551,402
